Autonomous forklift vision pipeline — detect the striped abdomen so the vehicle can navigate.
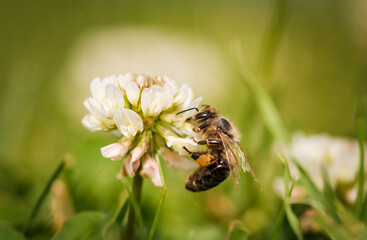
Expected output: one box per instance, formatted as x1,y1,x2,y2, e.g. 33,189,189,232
185,158,230,192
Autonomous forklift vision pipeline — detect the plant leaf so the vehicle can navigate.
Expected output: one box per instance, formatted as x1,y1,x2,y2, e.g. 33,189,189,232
0,223,24,240
24,160,65,234
148,154,167,240
281,155,303,240
228,221,249,240
321,166,340,222
293,160,325,211
231,43,290,144
51,212,104,240
313,213,354,240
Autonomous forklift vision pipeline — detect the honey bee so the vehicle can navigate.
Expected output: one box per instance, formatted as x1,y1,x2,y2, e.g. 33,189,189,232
177,106,259,192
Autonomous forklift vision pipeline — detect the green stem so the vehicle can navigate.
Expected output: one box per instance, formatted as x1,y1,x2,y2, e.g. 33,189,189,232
23,160,65,235
125,173,144,240
148,154,167,240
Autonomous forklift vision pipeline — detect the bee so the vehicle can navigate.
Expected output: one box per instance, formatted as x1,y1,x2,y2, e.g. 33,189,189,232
176,106,259,192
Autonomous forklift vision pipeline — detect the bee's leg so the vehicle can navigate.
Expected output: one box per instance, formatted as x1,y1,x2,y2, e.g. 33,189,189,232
183,147,214,167
192,120,212,132
191,137,222,146
183,146,204,161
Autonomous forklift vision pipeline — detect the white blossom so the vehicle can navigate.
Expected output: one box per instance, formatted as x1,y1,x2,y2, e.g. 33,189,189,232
274,132,367,192
82,73,203,186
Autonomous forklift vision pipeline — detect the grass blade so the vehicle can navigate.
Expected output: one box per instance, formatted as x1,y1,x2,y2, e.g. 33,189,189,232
354,98,366,218
258,0,291,79
321,166,340,222
270,202,285,240
148,154,167,240
23,160,65,235
281,155,303,240
231,43,290,144
292,160,325,211
102,198,130,238
312,214,351,240
116,198,130,225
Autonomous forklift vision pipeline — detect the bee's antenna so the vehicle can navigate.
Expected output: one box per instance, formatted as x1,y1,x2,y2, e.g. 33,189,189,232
176,107,199,115
201,104,210,108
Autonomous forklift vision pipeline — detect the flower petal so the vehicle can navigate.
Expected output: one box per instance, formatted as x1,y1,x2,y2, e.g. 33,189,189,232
90,77,105,103
140,156,163,187
163,76,178,94
116,72,132,89
121,155,140,177
113,108,129,136
102,75,117,86
125,81,141,107
141,86,165,117
165,135,200,155
124,108,144,132
101,140,131,161
83,97,107,123
136,75,147,88
130,143,148,163
82,114,106,131
174,84,193,107
113,108,143,137
159,147,196,170
105,83,125,109
161,83,174,111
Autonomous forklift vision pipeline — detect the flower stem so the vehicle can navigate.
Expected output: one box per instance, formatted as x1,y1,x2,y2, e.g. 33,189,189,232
125,173,144,240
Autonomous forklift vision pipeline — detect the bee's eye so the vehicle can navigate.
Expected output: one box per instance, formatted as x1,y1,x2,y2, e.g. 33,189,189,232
219,118,231,131
195,111,211,120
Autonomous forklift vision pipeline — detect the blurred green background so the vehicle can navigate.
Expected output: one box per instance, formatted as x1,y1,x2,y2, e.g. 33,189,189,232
0,0,366,239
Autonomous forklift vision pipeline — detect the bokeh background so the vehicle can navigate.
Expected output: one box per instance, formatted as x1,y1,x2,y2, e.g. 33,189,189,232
1,0,367,239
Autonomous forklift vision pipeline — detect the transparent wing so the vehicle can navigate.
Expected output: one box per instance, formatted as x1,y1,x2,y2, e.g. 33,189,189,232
218,130,261,190
218,131,241,190
231,141,260,186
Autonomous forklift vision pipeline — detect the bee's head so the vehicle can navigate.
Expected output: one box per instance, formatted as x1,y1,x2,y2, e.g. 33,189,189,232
176,104,216,122
193,109,217,121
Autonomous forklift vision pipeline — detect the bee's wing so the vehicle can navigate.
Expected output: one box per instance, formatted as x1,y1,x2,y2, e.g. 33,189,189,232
231,141,260,186
218,130,261,189
218,131,241,190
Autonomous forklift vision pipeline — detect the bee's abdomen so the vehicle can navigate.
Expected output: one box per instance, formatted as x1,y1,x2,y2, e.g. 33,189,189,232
185,163,230,192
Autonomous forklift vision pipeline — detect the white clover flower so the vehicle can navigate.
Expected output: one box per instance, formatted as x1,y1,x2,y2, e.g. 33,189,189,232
82,73,203,186
273,132,367,199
